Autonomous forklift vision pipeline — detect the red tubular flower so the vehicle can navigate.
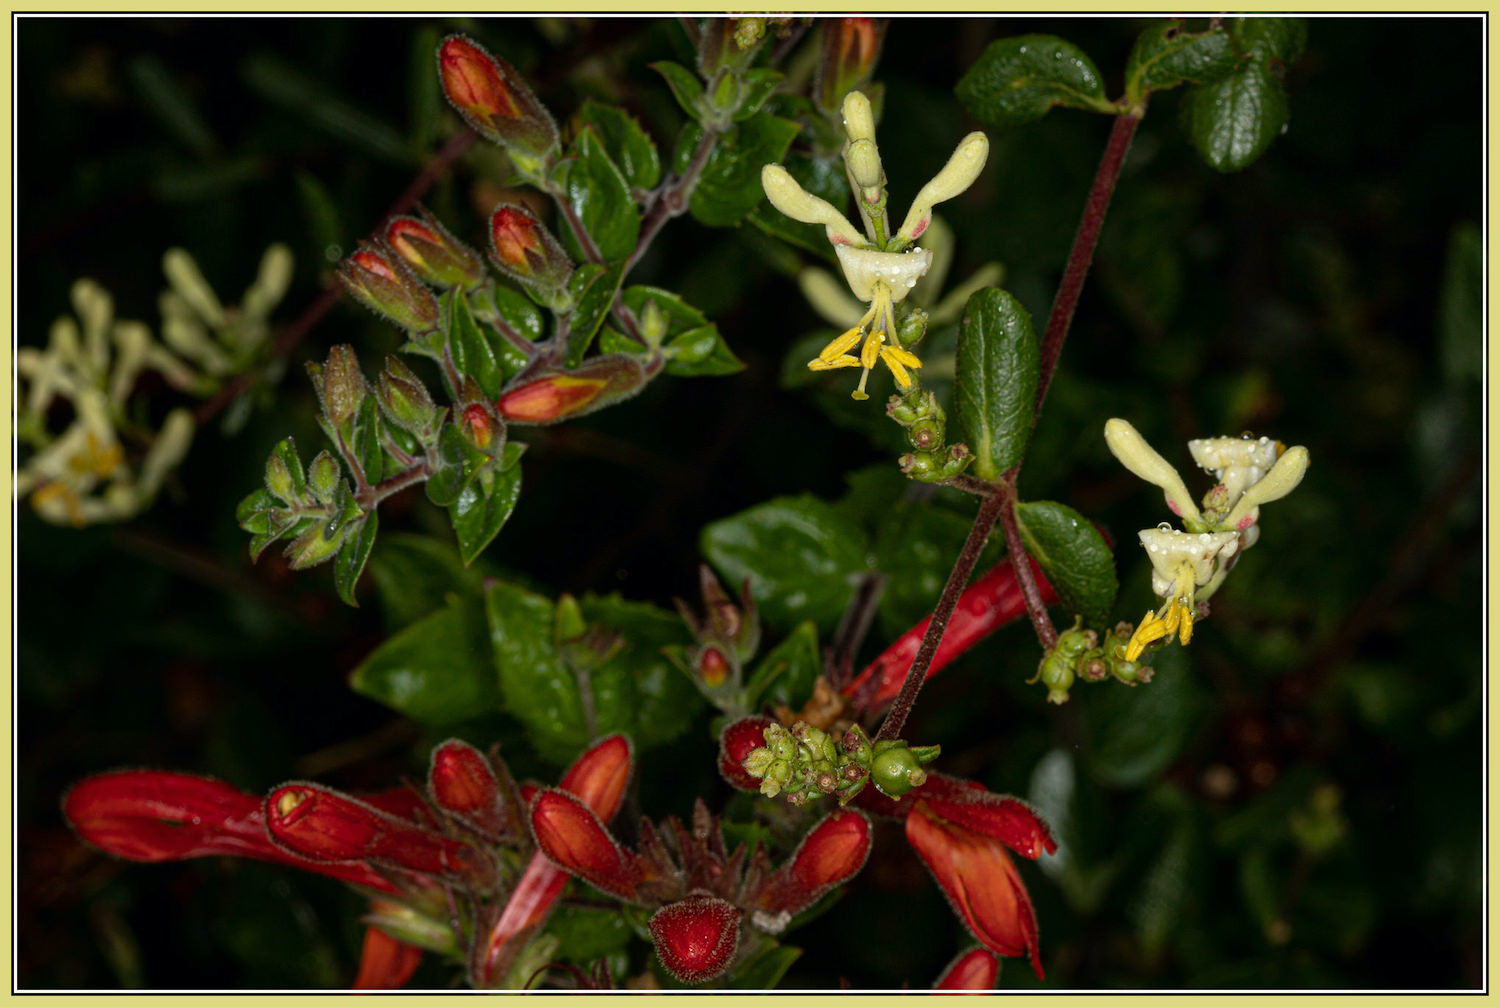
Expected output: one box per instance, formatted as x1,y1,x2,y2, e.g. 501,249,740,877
751,808,871,915
649,894,742,985
385,211,485,290
438,34,558,156
428,739,505,836
62,771,398,893
495,355,649,426
528,788,645,899
352,924,424,992
934,947,999,992
478,734,632,988
843,556,1058,713
336,243,439,332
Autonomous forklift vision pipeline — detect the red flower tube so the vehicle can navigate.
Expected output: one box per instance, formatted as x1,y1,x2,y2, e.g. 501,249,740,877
438,34,558,156
264,783,475,880
934,947,999,992
352,924,424,992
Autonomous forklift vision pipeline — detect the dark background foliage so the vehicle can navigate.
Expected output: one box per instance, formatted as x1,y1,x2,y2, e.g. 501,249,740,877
18,17,1481,989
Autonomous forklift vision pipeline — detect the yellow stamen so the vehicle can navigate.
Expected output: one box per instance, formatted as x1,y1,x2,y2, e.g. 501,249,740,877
809,356,861,370
1176,601,1194,645
32,482,85,527
852,368,872,401
1125,609,1170,661
880,347,912,389
883,345,922,368
818,325,865,363
859,328,883,369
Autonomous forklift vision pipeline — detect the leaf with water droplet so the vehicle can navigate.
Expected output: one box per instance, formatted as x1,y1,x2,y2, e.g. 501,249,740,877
956,34,1116,128
1015,500,1118,629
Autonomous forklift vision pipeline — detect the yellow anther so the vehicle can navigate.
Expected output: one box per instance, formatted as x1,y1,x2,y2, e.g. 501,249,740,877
883,345,922,369
860,328,883,370
880,347,913,389
1125,610,1170,662
819,325,865,363
808,356,861,371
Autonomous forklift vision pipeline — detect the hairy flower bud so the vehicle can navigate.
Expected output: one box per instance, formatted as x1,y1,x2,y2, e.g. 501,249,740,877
337,245,439,332
429,738,506,837
719,716,776,791
308,345,366,429
934,947,999,991
385,211,486,290
376,355,439,438
752,809,871,915
495,355,648,426
815,19,884,113
489,204,573,291
438,34,558,158
649,895,742,985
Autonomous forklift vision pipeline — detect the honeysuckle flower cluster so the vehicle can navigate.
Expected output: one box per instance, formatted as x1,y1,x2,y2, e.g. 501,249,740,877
761,90,988,400
17,246,292,526
1104,418,1311,661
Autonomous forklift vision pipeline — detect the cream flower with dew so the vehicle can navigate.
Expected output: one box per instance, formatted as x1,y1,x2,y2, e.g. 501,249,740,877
1125,529,1239,660
761,90,989,400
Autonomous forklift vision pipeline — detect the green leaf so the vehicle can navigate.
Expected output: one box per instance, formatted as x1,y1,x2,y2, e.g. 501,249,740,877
1124,20,1241,103
732,68,783,122
351,595,500,724
749,150,849,261
267,437,306,502
650,60,705,119
873,503,1002,631
954,288,1040,480
237,488,302,561
545,906,633,964
956,34,1115,128
349,396,384,485
368,533,493,629
333,511,378,608
565,128,641,263
565,263,627,367
479,284,546,343
1014,500,1117,628
726,942,801,989
744,621,821,710
1232,17,1307,63
665,324,744,377
448,442,525,566
579,594,704,749
576,99,661,190
1179,61,1289,172
447,289,504,400
1083,647,1208,788
679,113,801,228
701,494,871,631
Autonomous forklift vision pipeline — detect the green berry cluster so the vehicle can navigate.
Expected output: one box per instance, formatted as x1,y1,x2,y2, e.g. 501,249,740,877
887,387,972,483
741,721,941,805
1030,618,1151,704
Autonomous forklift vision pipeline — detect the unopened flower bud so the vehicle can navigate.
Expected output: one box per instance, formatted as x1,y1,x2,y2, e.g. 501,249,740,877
461,402,496,449
489,204,573,291
495,355,648,426
639,298,668,349
761,165,866,247
385,211,486,290
845,138,883,193
438,34,558,158
841,90,876,144
310,345,366,429
649,895,741,985
376,356,439,437
720,716,776,790
429,738,506,836
1104,418,1201,521
815,19,883,113
307,451,339,503
337,245,439,332
265,452,297,504
897,132,989,243
696,17,764,77
698,646,731,688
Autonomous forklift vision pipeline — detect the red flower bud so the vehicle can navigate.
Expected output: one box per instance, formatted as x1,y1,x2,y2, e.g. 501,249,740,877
558,733,631,821
438,34,558,156
62,771,396,892
718,716,775,792
429,739,505,836
649,894,742,985
906,798,1045,980
265,783,478,882
752,808,871,916
814,18,886,112
496,356,649,426
698,646,730,688
461,402,495,449
934,947,999,992
529,788,644,899
336,243,439,332
352,924,423,991
385,211,485,290
488,204,572,290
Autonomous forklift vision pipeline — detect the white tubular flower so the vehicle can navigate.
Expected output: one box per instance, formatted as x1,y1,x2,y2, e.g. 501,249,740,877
1125,528,1240,660
835,245,933,304
1104,418,1202,522
163,248,226,327
109,321,152,406
760,165,867,247
895,132,989,244
137,409,196,499
1188,434,1283,507
841,90,876,143
1223,445,1310,530
243,243,294,320
71,279,113,377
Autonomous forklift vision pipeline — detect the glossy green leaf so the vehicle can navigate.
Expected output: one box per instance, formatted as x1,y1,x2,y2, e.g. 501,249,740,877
1124,20,1241,103
701,494,871,631
874,503,1002,631
333,510,377,607
732,68,783,122
449,441,525,566
954,288,1040,480
351,595,499,724
650,60,705,119
620,284,707,333
565,128,640,263
579,594,704,749
368,533,492,629
1014,500,1117,628
577,99,660,191
1232,17,1307,63
1083,647,1208,788
679,113,801,228
237,488,302,561
446,289,504,400
565,262,626,367
727,943,802,989
349,396,384,485
745,620,821,710
665,324,743,377
479,284,546,343
1180,62,1289,172
956,34,1115,128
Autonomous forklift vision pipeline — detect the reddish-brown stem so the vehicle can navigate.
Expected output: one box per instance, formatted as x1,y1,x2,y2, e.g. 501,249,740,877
356,459,432,509
996,476,1058,650
1033,110,1140,415
874,491,1004,742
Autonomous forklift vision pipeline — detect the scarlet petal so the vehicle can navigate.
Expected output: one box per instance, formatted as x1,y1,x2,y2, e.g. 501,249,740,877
753,809,871,916
718,716,775,792
266,783,473,880
359,784,441,829
439,35,518,123
934,947,999,992
558,734,631,821
478,850,568,988
920,790,1056,861
906,800,1044,980
529,789,641,899
352,926,423,992
352,249,399,283
429,739,505,835
649,895,741,985
496,376,607,424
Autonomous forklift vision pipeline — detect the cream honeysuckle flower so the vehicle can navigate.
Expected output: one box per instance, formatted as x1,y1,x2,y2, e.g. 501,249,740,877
1125,529,1240,660
761,89,989,400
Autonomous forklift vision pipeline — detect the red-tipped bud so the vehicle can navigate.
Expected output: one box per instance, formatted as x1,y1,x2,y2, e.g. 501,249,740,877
461,402,495,449
495,355,648,426
530,788,643,899
906,798,1045,980
438,34,558,157
698,646,731,688
649,894,742,985
558,734,632,821
352,925,424,991
62,771,396,892
814,18,885,113
719,716,775,792
489,204,573,290
337,244,439,332
753,809,871,916
934,947,999,992
429,739,505,836
265,783,479,882
385,211,485,290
